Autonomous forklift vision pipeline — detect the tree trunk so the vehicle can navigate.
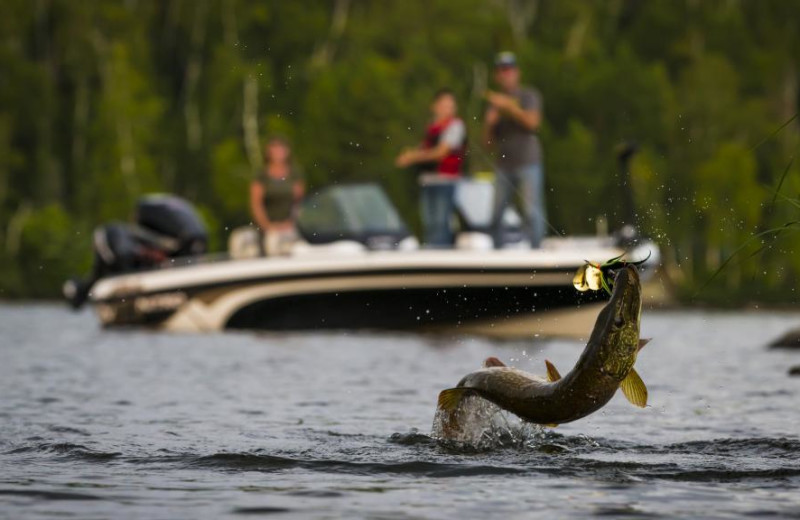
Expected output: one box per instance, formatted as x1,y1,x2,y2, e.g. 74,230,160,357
242,76,262,174
184,0,208,153
310,0,351,69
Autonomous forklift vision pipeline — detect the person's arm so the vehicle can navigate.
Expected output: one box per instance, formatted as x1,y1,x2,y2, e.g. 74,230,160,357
395,143,449,168
396,142,450,166
396,120,465,167
293,180,305,201
249,181,272,230
506,100,540,131
486,90,541,132
290,180,305,223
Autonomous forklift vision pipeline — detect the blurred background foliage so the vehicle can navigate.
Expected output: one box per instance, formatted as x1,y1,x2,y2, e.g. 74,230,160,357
0,0,798,302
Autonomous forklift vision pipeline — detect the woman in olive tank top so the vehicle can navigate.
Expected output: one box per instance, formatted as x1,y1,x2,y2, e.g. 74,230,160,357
249,137,305,254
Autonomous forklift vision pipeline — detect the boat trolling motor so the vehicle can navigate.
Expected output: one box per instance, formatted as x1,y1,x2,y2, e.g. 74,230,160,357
63,194,207,309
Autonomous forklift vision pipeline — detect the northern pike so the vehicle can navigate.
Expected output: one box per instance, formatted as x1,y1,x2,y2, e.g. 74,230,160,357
437,265,649,428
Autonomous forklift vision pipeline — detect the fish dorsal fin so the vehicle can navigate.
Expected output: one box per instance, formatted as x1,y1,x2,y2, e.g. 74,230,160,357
545,360,562,382
620,368,648,408
483,356,506,368
638,338,651,351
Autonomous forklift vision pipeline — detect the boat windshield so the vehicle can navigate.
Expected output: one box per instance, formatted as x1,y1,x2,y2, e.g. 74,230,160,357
297,184,410,245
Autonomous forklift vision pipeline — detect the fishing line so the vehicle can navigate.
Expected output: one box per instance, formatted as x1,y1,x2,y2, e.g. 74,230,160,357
694,142,799,297
691,221,800,300
750,112,798,152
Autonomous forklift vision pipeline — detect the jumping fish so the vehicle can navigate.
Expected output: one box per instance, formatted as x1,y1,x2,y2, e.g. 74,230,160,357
437,265,649,428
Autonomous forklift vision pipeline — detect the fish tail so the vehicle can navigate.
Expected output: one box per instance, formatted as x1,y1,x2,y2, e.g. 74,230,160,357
436,387,487,438
437,387,471,412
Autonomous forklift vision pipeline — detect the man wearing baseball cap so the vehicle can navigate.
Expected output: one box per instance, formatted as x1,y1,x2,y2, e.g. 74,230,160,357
482,51,546,248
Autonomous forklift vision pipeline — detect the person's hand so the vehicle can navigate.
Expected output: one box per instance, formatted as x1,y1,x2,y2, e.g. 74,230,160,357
485,90,517,112
395,149,415,168
485,106,500,126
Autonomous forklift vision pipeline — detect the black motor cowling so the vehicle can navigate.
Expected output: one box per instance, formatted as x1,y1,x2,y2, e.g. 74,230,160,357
135,194,208,256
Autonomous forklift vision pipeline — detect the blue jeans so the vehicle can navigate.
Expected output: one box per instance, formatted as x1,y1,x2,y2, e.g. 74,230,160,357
491,163,546,248
421,182,456,247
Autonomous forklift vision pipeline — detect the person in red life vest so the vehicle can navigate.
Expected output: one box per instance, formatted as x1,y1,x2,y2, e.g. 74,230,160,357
395,88,467,247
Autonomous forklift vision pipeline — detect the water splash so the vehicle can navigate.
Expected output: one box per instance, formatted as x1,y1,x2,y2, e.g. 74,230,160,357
431,394,544,450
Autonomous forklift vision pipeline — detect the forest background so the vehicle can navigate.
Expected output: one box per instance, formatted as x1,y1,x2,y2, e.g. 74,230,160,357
1,0,798,303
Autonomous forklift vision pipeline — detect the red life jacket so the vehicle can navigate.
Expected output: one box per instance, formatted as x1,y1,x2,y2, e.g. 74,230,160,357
422,117,466,176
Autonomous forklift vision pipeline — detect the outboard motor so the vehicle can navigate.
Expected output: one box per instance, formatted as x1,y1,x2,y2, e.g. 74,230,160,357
63,194,207,309
135,194,208,256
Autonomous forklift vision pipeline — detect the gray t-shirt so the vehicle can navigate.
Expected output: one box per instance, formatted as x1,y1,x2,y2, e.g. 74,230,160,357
491,86,542,168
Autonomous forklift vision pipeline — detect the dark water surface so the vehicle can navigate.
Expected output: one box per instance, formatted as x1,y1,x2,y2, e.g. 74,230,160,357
1,304,800,519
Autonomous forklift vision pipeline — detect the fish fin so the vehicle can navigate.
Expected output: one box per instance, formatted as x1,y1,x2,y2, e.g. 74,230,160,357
620,368,648,408
483,356,506,368
544,423,559,428
545,360,562,382
638,338,651,351
437,388,472,412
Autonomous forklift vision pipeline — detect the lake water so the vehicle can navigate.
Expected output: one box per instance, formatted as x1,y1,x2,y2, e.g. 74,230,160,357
1,303,799,519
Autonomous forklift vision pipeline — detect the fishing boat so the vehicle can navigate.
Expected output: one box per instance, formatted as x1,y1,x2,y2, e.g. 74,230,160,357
74,183,659,333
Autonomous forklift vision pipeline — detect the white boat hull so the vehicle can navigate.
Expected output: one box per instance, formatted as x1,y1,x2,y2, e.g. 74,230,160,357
89,239,659,333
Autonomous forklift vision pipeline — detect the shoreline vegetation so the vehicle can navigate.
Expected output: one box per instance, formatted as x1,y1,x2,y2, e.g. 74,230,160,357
1,1,798,304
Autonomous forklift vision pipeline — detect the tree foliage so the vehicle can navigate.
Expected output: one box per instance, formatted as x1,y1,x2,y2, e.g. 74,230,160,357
0,0,798,302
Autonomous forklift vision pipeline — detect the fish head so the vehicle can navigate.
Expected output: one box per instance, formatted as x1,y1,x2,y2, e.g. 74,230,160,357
590,265,642,380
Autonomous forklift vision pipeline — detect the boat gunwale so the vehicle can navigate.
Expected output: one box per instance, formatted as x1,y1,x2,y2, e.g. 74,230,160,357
90,245,647,300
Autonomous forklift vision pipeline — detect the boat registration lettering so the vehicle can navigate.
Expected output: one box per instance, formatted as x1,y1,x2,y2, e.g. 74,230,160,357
134,292,187,313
